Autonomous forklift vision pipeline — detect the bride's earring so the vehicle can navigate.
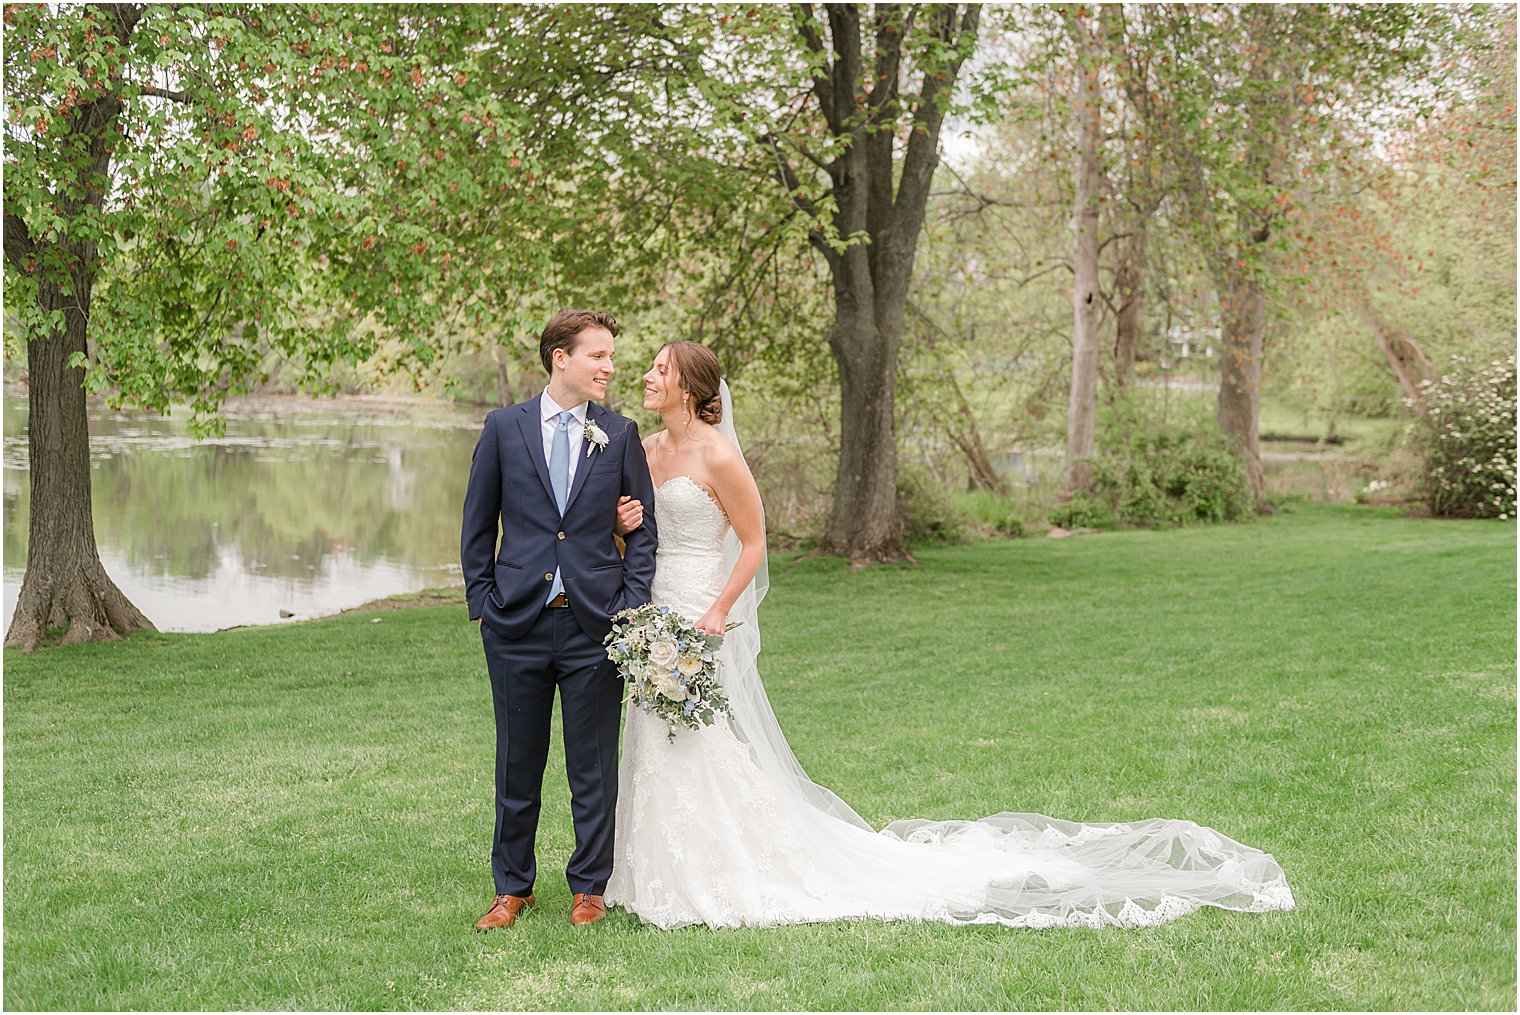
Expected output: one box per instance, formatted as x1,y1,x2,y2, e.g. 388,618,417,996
683,398,691,427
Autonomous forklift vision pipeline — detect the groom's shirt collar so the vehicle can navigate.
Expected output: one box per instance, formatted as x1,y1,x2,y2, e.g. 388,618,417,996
540,388,589,425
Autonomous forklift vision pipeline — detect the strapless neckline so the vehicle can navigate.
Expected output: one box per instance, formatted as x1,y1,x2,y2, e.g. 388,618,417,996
655,474,726,519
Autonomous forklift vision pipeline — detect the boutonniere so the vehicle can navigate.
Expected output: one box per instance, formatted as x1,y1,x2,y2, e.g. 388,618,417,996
583,419,610,458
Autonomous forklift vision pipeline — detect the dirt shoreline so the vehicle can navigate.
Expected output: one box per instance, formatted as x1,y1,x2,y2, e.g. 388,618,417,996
208,586,465,634
336,586,466,615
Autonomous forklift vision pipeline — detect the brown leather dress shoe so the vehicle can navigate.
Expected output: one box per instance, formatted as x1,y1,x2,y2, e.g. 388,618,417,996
474,893,533,931
570,893,607,926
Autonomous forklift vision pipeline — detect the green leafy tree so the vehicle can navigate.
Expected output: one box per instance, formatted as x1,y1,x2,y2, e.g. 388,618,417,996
2,3,720,650
1283,5,1515,418
1117,3,1452,498
738,3,983,563
614,4,987,562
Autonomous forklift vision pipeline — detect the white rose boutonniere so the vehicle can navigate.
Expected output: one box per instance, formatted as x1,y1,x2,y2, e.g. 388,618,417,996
583,419,609,458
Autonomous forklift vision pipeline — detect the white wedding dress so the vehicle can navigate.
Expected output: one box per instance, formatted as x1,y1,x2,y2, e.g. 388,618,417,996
605,475,1295,931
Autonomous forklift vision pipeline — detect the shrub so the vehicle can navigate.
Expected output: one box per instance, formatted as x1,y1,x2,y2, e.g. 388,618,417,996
1047,491,1115,530
1409,354,1516,519
896,469,970,545
950,489,1027,538
1059,400,1254,528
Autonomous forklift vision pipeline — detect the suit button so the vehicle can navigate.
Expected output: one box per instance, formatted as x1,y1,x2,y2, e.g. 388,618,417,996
557,531,566,540
544,572,554,581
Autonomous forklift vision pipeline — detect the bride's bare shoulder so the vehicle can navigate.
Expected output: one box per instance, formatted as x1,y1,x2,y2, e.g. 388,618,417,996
704,428,745,465
642,431,662,455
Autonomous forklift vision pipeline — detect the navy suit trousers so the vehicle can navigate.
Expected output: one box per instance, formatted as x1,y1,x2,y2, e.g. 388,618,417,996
481,606,623,897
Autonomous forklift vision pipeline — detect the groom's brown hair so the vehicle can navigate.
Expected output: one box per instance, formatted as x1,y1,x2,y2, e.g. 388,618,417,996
539,309,619,374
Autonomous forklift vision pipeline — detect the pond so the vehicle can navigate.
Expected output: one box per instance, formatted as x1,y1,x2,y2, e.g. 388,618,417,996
5,387,1348,636
3,392,489,633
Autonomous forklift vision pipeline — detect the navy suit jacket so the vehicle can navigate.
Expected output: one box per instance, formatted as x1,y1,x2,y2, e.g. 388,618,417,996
461,396,657,641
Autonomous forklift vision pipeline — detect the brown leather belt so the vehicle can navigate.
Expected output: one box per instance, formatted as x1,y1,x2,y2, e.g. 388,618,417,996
547,592,570,608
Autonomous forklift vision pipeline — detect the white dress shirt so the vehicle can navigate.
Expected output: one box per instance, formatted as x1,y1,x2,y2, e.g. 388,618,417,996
540,388,588,491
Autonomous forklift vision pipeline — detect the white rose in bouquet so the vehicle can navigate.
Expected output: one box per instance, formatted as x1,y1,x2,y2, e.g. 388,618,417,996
652,668,685,701
677,653,703,678
648,639,679,670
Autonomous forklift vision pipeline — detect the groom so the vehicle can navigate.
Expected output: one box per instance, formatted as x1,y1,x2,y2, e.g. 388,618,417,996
460,309,657,930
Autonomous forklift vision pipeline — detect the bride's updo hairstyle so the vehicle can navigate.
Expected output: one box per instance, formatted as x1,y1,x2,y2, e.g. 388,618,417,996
664,341,723,424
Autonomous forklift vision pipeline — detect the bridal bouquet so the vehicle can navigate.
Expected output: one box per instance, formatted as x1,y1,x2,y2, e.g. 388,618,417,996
604,604,731,740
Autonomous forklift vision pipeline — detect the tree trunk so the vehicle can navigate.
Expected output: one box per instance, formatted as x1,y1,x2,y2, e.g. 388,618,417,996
6,274,156,652
4,9,155,651
1113,227,1146,389
1104,2,1153,393
943,373,1005,495
1360,299,1434,411
785,3,979,564
822,296,910,564
1064,5,1103,493
490,343,511,407
1216,270,1267,498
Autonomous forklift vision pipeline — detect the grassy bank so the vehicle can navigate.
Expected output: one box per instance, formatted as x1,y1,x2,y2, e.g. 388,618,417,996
4,504,1514,1010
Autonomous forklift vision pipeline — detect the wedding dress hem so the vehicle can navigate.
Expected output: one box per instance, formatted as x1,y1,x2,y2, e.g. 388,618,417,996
605,468,1295,933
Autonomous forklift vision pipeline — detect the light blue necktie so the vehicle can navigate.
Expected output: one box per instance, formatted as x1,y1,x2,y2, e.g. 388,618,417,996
546,410,573,604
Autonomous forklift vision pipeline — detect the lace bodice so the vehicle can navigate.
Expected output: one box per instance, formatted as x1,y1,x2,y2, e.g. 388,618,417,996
649,476,729,621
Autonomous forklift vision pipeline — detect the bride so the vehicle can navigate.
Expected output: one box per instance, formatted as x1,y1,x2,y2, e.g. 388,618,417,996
604,341,1294,930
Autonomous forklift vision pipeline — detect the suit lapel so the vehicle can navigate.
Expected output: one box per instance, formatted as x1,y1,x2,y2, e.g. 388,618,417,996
562,402,608,516
515,397,556,506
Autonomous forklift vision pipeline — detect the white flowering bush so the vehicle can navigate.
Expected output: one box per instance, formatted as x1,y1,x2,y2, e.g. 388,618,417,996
1408,354,1516,519
1355,479,1393,505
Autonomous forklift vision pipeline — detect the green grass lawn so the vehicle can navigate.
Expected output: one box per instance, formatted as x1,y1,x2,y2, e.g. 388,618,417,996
5,504,1514,1010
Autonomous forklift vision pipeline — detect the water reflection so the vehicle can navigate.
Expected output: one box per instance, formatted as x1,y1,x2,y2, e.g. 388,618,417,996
3,393,488,632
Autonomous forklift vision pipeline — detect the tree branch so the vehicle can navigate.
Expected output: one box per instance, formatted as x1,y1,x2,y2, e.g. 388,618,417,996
866,5,906,114
134,83,194,104
103,3,145,41
787,136,833,174
1097,229,1135,254
791,4,840,134
761,132,841,271
894,5,980,225
761,134,821,217
931,161,1023,219
1006,261,1071,287
825,3,862,136
864,4,906,246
